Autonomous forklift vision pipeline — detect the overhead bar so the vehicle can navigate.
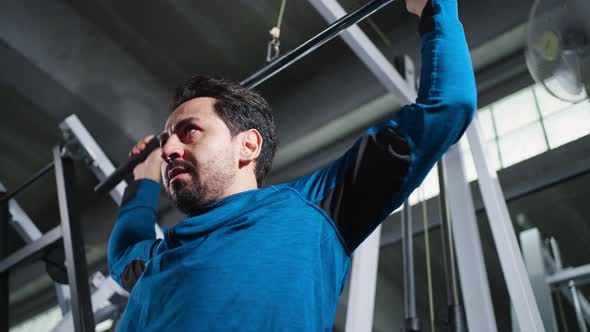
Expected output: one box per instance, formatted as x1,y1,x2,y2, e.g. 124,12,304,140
94,0,396,196
241,0,395,89
0,162,54,205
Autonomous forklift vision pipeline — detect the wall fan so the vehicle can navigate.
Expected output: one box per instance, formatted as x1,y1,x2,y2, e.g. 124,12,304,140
525,0,590,102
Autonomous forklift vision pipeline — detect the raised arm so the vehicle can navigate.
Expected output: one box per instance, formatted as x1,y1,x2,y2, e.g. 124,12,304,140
285,0,476,252
108,137,163,291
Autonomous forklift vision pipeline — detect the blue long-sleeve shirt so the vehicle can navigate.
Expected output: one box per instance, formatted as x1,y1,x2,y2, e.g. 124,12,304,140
108,0,476,330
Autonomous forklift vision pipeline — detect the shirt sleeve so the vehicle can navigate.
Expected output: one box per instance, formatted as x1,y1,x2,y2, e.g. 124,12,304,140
107,179,161,291
285,0,477,252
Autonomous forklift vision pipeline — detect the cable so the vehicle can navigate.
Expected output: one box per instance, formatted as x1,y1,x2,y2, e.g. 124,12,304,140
554,288,569,332
276,0,287,30
420,187,435,332
447,199,460,305
267,0,288,62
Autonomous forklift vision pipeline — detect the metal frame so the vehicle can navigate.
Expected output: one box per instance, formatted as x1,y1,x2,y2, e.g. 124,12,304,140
0,181,71,314
1,178,129,326
308,0,493,331
53,146,95,331
520,227,590,328
0,147,96,332
51,272,128,332
547,264,590,287
308,1,546,331
401,202,420,331
60,115,126,205
307,0,415,105
442,143,498,331
466,122,545,331
0,226,62,274
344,225,381,332
518,228,558,331
242,0,396,89
61,114,164,239
1,189,9,332
304,2,418,331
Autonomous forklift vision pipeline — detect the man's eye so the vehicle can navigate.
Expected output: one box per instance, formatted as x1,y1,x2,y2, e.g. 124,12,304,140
184,126,197,135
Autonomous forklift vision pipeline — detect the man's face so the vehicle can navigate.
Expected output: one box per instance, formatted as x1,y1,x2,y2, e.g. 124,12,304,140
160,97,238,215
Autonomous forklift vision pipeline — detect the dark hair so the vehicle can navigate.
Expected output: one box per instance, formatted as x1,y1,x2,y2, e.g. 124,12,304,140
171,75,277,187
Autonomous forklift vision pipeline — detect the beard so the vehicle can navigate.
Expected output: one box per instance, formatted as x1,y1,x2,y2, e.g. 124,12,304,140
165,157,235,216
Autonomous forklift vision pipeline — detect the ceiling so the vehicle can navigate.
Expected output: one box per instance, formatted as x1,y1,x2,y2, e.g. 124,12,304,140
5,0,587,330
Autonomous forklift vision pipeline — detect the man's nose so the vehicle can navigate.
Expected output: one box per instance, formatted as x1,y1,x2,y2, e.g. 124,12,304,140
161,134,184,162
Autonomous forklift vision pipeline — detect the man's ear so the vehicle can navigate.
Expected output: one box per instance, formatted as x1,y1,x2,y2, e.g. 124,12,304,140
239,129,262,164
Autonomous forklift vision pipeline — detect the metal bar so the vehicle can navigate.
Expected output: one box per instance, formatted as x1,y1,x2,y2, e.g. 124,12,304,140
535,235,590,325
442,144,498,332
402,202,415,318
60,115,163,239
95,0,397,194
92,137,159,198
0,226,62,274
401,203,414,313
401,202,420,331
574,290,590,325
52,275,128,332
0,181,70,313
548,238,562,270
53,146,94,332
437,161,455,305
0,194,9,332
0,181,43,242
437,161,467,332
241,0,395,89
547,264,590,287
466,121,545,332
307,0,415,104
344,225,381,332
519,228,558,332
60,114,127,205
570,281,589,332
0,162,54,204
7,200,43,242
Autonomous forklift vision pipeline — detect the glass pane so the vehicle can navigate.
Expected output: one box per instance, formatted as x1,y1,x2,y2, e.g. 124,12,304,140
493,89,540,135
498,122,548,167
534,84,572,116
477,108,496,141
484,140,502,171
544,100,590,149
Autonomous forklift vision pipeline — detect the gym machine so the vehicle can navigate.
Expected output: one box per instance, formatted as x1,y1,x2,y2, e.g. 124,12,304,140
0,114,163,332
308,0,545,331
2,0,552,331
1,1,419,331
92,0,548,331
519,227,590,332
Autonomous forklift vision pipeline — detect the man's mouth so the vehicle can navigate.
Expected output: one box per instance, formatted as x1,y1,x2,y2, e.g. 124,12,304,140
168,167,189,184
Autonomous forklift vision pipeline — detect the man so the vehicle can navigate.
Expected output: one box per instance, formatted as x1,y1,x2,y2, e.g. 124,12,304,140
108,0,476,330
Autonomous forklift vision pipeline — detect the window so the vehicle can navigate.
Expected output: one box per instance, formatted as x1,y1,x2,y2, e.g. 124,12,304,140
409,83,589,205
544,100,590,149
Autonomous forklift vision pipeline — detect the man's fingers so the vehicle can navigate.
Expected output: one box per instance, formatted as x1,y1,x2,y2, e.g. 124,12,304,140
129,135,156,156
143,135,155,144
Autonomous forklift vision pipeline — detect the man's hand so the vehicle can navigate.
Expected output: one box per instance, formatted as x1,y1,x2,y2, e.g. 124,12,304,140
406,0,429,17
129,135,163,183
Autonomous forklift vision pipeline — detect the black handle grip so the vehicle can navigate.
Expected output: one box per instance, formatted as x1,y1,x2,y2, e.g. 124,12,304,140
94,136,160,194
